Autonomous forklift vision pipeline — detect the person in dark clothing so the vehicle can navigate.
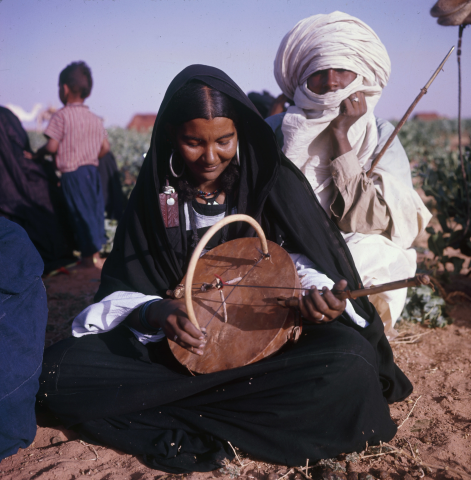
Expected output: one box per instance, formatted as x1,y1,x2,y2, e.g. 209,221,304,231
98,151,124,221
38,65,412,474
247,90,292,118
0,106,76,273
0,218,48,461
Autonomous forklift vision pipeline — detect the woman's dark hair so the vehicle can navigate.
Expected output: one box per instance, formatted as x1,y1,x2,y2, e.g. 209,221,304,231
165,81,240,201
165,80,238,125
59,61,93,99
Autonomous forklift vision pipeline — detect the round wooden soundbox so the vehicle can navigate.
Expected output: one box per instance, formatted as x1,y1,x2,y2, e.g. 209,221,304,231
168,214,302,374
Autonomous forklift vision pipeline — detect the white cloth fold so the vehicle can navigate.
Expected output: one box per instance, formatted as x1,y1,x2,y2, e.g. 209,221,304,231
72,291,165,344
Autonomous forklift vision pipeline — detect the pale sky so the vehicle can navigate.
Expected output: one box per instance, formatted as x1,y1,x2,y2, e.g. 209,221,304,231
1,0,469,128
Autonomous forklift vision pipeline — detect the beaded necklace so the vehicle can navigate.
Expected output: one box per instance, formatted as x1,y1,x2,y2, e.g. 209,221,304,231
196,189,220,200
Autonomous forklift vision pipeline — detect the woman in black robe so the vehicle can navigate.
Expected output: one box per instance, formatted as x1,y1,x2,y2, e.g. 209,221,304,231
38,65,412,474
0,106,76,272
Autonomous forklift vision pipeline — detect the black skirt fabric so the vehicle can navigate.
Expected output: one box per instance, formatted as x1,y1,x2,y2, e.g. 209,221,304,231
38,322,397,473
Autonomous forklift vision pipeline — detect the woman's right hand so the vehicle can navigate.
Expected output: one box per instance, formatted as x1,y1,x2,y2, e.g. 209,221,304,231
148,299,207,355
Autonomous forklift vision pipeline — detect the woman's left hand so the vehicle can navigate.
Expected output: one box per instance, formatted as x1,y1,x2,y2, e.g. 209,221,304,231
298,279,347,324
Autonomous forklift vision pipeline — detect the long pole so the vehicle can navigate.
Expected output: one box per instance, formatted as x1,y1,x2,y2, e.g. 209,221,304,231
366,46,455,178
457,25,469,235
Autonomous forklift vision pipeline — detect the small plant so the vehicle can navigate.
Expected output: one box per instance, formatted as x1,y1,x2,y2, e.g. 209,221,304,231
400,285,450,328
344,452,360,463
316,458,346,473
219,458,241,478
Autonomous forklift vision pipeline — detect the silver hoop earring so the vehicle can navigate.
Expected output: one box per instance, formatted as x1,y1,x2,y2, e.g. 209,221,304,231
235,141,240,166
169,151,184,177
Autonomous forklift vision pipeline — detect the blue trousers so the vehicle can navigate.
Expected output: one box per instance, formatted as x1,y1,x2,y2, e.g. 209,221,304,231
61,165,106,257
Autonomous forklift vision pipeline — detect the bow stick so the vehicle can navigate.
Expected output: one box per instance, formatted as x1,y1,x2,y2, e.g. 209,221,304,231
366,46,454,178
169,274,431,303
276,274,431,308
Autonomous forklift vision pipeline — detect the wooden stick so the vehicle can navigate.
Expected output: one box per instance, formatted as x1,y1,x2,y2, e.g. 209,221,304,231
366,46,454,178
277,274,430,308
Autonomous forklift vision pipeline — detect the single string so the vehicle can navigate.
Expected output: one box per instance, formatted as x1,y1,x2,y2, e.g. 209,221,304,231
193,282,319,292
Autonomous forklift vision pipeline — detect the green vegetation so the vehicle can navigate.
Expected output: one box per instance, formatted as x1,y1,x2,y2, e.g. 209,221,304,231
396,119,471,327
106,127,151,198
402,285,450,328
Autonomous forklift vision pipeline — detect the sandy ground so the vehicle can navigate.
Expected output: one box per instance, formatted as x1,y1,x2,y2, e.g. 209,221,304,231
1,266,470,480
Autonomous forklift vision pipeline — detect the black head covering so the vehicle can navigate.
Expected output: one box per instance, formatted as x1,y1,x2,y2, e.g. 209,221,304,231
96,65,411,402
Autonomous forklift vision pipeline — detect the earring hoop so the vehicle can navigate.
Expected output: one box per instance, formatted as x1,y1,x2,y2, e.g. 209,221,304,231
169,151,184,177
235,141,240,166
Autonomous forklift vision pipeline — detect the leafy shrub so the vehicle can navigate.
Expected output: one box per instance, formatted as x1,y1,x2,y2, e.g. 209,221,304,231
396,119,471,326
106,127,151,198
401,285,450,328
397,118,471,166
416,146,471,274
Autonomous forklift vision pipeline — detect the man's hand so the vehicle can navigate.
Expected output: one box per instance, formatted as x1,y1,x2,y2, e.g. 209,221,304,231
328,92,367,158
298,279,347,324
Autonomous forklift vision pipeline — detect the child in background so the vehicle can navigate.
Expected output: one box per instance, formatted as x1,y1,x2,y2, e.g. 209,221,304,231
34,61,109,268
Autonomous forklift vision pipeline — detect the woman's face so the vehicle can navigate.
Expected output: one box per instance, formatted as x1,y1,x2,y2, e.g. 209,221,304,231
172,117,237,187
307,68,356,95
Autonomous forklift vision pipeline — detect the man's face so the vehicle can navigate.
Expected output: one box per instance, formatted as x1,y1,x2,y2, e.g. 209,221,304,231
307,69,357,95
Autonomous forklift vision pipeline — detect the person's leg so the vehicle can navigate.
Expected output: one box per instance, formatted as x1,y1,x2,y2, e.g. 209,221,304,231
60,165,106,268
38,322,396,473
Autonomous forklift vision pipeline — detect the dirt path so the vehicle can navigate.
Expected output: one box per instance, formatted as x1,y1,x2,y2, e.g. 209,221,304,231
1,269,470,480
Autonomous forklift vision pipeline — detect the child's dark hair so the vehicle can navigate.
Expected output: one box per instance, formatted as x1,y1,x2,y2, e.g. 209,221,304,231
59,61,93,99
165,81,240,201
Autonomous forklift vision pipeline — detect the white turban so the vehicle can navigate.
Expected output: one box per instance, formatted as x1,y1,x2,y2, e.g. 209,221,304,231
274,11,391,105
273,12,391,213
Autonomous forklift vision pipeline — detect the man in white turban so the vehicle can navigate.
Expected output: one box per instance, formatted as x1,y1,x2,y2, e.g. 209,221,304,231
267,11,432,337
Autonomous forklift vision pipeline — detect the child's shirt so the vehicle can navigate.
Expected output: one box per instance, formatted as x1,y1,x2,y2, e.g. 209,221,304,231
44,103,106,173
